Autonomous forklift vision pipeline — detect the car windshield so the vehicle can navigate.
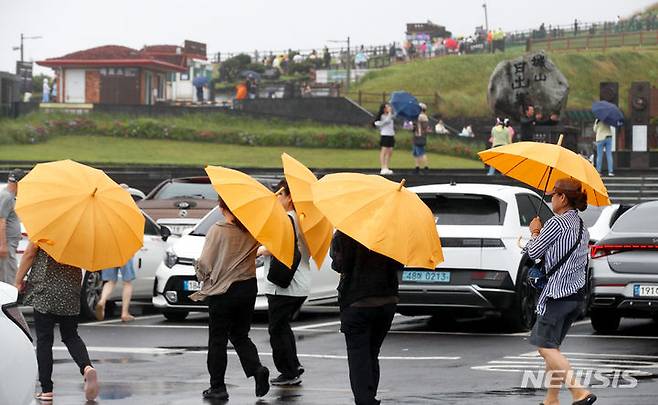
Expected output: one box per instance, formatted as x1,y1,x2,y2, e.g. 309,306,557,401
420,194,506,226
612,203,658,233
189,208,224,236
579,205,606,228
153,182,217,200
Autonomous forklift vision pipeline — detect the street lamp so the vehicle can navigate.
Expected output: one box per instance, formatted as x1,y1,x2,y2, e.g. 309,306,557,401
482,2,489,34
328,36,351,92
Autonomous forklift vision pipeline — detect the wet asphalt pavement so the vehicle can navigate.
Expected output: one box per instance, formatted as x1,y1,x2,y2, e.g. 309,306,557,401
24,308,658,405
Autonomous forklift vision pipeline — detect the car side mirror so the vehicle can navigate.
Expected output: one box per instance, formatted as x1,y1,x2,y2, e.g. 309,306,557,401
160,226,172,241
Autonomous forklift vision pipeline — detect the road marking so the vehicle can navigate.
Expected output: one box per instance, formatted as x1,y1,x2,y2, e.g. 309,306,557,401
472,351,658,376
82,314,163,326
53,346,460,361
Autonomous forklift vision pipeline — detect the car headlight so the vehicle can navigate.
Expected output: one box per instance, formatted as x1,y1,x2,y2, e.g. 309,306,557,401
165,250,178,268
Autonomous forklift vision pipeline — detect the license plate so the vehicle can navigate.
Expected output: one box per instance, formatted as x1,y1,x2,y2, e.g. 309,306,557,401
184,280,202,291
634,285,658,297
402,270,451,283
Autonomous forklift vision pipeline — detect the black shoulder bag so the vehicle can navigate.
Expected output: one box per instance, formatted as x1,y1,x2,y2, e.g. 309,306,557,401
266,215,302,288
528,218,584,291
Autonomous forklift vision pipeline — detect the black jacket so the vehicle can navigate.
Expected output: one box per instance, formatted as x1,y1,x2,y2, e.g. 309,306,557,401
330,231,402,309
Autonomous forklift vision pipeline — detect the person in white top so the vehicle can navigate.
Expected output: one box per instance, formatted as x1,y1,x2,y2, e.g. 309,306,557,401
259,180,311,386
374,103,395,175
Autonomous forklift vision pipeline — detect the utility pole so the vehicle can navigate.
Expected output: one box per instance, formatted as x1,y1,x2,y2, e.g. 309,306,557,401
13,33,42,93
346,36,351,92
482,2,489,33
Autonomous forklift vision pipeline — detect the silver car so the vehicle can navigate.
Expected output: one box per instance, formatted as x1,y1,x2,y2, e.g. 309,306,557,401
589,201,658,333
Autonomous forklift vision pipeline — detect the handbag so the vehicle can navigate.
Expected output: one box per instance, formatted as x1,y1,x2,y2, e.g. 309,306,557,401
528,218,583,291
266,215,302,288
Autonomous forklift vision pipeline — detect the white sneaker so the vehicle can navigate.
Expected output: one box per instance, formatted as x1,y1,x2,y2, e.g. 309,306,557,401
385,169,394,175
608,172,615,177
380,168,388,175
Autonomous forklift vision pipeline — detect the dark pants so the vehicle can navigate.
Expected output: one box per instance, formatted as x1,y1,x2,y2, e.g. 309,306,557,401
34,311,92,392
340,304,396,405
266,294,306,377
196,87,204,102
207,279,262,390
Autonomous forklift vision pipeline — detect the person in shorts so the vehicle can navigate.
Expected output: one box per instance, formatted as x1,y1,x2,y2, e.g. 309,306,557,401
525,178,597,405
413,103,430,174
373,103,395,175
95,257,137,322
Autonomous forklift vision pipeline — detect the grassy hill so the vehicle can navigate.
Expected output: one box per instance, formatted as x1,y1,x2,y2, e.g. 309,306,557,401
351,48,658,118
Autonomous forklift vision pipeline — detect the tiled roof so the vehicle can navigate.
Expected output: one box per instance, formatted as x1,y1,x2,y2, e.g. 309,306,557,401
50,45,142,60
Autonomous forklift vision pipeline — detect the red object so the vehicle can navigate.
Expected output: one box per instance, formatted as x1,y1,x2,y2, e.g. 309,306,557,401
590,244,658,259
444,38,458,50
38,45,187,72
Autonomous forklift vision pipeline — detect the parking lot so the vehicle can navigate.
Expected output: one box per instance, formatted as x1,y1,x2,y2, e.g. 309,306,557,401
26,308,658,405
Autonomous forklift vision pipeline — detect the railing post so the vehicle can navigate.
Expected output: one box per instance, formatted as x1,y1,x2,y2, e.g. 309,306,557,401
434,92,439,110
586,35,590,49
640,31,644,47
358,90,362,105
382,92,387,104
621,32,625,47
604,32,608,51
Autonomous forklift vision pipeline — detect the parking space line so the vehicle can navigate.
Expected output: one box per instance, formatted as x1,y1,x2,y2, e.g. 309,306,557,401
82,314,163,326
53,346,460,361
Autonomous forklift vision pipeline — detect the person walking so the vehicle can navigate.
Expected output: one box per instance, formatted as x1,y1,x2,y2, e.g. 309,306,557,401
42,79,50,103
189,198,270,401
259,179,310,386
593,118,614,176
0,169,25,285
374,103,395,175
95,256,137,322
16,242,99,402
413,103,430,174
525,178,597,405
487,118,513,175
330,230,403,405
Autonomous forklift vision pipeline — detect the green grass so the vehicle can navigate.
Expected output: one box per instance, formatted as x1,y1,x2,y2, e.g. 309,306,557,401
350,48,658,117
0,135,482,169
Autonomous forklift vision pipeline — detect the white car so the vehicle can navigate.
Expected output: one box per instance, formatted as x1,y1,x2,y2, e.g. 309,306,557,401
400,183,553,331
580,204,633,244
0,282,37,405
153,207,339,321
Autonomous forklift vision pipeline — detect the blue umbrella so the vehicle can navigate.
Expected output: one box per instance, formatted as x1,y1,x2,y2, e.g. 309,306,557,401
592,101,624,128
239,70,261,81
390,91,421,120
192,76,209,87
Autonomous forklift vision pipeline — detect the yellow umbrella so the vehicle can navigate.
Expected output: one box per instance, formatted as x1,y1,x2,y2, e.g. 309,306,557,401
15,160,144,271
205,165,295,267
478,135,611,207
281,153,333,268
311,173,443,269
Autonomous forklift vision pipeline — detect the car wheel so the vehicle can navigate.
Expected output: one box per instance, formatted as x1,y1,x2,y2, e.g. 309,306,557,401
162,310,189,322
503,262,537,332
80,272,104,320
590,310,620,333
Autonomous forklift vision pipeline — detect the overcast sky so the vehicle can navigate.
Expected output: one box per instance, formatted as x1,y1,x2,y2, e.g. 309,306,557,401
1,0,653,75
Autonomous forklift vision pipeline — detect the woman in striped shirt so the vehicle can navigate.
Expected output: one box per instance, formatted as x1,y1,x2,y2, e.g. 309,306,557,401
525,178,597,405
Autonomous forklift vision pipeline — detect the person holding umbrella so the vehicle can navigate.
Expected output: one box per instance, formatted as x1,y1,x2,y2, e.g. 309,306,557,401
259,179,311,386
313,173,443,405
189,197,270,400
591,100,623,177
593,118,614,176
12,160,148,403
524,178,597,405
192,75,209,104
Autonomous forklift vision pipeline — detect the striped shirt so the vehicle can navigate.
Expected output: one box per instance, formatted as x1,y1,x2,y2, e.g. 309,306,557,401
525,209,589,315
